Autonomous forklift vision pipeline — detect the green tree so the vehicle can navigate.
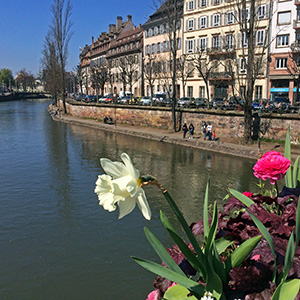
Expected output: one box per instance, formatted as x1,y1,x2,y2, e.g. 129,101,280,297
0,69,14,89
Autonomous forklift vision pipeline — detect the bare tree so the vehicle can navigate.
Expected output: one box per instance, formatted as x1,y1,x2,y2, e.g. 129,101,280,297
177,54,194,98
288,43,300,105
48,0,73,113
154,0,183,131
144,53,159,100
117,55,140,98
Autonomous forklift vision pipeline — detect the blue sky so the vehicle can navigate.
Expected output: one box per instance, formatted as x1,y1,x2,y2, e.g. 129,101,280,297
0,0,154,76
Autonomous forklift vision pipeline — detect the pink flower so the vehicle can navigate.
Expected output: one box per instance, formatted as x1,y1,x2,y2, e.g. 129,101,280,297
146,289,160,300
243,191,254,197
253,151,291,185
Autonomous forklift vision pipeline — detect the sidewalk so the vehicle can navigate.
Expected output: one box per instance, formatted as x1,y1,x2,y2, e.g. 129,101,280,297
50,108,298,161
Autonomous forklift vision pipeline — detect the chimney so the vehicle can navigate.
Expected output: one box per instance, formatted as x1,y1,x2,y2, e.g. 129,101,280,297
127,15,132,22
116,16,122,29
108,24,112,33
92,36,94,44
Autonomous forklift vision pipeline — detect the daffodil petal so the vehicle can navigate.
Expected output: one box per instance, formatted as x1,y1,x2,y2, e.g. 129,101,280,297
100,158,128,178
112,176,132,195
136,189,151,220
121,153,140,179
118,196,136,219
99,192,116,212
94,174,112,194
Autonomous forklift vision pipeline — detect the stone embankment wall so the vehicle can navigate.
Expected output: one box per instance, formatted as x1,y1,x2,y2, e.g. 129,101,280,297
63,100,300,142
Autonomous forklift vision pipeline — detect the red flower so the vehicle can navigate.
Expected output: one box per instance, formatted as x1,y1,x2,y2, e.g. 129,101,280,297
253,151,291,185
243,191,254,197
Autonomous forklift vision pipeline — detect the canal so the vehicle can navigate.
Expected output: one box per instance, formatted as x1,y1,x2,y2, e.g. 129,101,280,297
0,99,259,299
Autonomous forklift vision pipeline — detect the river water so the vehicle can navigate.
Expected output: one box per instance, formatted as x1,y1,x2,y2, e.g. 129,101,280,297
0,99,259,299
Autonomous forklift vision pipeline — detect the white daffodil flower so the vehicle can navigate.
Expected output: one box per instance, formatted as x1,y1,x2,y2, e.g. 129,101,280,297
95,153,151,220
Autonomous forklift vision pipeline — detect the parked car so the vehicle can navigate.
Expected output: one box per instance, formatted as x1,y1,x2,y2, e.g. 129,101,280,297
178,97,194,108
189,98,208,109
84,95,97,103
99,93,114,103
152,92,166,105
140,96,151,106
119,96,131,105
271,97,291,111
211,98,224,109
76,94,84,101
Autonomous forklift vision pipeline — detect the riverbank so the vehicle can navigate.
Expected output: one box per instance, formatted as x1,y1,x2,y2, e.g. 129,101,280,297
48,105,300,161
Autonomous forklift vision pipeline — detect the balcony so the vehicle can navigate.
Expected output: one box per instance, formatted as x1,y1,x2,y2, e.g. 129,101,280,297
208,71,234,81
207,47,236,56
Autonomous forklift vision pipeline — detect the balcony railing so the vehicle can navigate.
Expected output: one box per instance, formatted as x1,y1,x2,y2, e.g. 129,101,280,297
208,71,234,80
206,47,235,55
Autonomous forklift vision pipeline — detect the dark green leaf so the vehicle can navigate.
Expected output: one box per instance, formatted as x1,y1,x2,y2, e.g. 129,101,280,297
229,189,255,207
285,126,292,188
144,227,185,276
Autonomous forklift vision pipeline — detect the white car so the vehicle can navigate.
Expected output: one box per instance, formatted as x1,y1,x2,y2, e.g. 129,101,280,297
140,96,151,106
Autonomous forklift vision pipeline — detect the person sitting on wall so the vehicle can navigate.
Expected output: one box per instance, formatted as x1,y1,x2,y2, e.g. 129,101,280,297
104,116,108,124
108,116,113,124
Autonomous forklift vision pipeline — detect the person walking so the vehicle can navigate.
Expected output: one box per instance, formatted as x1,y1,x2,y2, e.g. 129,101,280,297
207,122,212,140
188,123,194,139
182,123,188,138
202,121,207,140
213,131,216,141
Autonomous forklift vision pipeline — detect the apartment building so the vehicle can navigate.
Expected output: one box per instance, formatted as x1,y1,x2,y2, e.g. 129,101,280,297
79,16,134,95
106,16,144,97
143,0,184,98
183,0,270,101
269,0,297,102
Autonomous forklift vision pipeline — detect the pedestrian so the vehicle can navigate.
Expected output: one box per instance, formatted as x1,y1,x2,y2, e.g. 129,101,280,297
213,131,216,141
207,122,212,140
202,121,207,140
182,123,188,138
188,123,194,139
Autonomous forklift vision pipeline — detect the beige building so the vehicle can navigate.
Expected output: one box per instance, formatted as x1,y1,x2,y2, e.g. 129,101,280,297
143,0,184,99
106,16,144,97
183,0,270,101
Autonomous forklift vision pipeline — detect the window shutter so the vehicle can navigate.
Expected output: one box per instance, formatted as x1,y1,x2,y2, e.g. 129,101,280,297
224,12,227,25
206,16,209,27
185,40,188,54
266,4,269,18
186,20,188,31
211,15,214,27
186,2,188,11
220,13,223,26
198,17,200,29
194,18,196,29
237,33,241,48
206,37,209,49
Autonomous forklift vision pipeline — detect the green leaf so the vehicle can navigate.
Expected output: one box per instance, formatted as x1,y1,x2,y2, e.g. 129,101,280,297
132,257,205,297
296,195,300,247
206,202,219,251
215,236,235,254
160,211,206,277
162,190,204,261
144,227,185,276
271,279,300,300
285,126,292,188
225,235,261,273
163,284,198,300
205,258,223,300
281,230,295,284
229,189,255,207
203,180,210,238
292,156,300,188
247,210,277,282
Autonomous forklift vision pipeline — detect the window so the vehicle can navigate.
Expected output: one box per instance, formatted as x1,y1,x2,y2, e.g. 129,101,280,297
213,36,220,48
257,30,265,46
188,19,195,30
240,8,249,22
277,34,289,47
188,0,194,10
159,42,164,53
148,28,153,36
154,27,158,35
199,37,207,50
227,11,234,24
240,58,247,73
152,43,157,54
213,14,220,26
255,86,262,99
200,86,205,98
177,38,182,50
275,58,287,69
226,34,234,48
160,24,164,33
187,86,193,97
201,0,207,7
187,39,195,53
214,0,220,4
242,32,248,47
258,5,267,19
278,11,291,25
200,16,207,28
164,41,169,51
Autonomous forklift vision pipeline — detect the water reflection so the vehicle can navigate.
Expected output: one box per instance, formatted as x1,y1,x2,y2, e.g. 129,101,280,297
0,100,259,300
